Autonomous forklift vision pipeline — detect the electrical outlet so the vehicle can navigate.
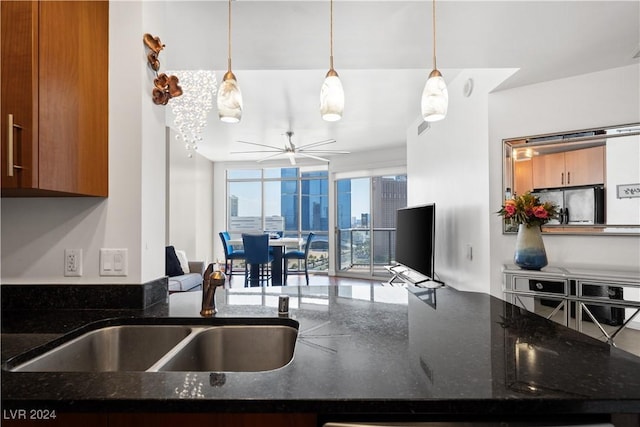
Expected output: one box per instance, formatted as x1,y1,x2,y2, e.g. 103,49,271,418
64,249,82,277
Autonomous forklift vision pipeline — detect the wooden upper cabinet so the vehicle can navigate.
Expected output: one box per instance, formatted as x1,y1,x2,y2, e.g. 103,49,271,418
1,1,38,191
532,146,605,190
1,1,108,197
564,145,605,187
532,151,566,189
513,159,533,196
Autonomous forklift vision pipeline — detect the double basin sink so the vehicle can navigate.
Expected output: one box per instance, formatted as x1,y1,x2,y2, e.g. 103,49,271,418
4,317,299,373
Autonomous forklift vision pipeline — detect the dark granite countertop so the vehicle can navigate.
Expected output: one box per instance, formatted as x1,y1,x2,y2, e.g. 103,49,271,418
2,284,640,418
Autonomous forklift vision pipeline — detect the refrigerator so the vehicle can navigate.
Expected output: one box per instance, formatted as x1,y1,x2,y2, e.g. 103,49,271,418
532,186,605,225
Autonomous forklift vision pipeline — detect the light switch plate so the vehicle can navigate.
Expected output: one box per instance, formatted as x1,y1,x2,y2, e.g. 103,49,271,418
100,248,128,276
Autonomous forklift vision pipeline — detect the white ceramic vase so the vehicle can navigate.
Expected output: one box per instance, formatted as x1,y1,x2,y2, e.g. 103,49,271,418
513,224,548,270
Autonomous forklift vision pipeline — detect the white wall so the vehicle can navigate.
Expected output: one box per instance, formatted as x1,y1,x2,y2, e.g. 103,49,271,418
407,69,516,293
140,1,170,282
488,64,640,297
0,1,167,285
168,128,214,265
606,134,640,225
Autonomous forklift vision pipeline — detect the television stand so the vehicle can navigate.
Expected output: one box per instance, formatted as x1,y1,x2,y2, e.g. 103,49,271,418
415,278,446,289
383,266,445,288
382,265,409,286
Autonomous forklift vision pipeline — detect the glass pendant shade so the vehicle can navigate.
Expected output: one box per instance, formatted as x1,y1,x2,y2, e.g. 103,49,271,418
217,71,243,123
320,69,344,122
421,69,448,122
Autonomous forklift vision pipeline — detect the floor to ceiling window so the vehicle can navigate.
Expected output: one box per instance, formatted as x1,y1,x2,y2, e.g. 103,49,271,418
336,175,407,278
226,166,329,272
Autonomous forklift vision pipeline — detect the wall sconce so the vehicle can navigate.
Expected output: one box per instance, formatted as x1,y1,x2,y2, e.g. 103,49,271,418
143,33,183,105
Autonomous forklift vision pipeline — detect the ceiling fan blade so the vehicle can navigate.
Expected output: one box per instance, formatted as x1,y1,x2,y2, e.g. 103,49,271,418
297,152,330,163
299,149,351,154
236,140,283,150
256,152,287,162
296,139,336,150
230,149,282,154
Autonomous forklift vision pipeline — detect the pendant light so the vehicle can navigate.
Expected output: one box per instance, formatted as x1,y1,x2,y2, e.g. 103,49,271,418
421,0,448,122
217,0,243,123
320,0,344,122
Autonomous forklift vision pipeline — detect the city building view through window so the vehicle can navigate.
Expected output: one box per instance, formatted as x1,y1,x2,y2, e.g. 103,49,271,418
227,167,330,272
336,175,407,277
226,168,406,277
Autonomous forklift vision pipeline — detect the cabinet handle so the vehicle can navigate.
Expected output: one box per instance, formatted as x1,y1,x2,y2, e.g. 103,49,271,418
567,171,570,184
561,172,564,185
7,114,14,177
6,114,22,177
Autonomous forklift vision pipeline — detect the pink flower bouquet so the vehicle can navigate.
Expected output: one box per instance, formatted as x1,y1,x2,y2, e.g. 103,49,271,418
497,192,559,228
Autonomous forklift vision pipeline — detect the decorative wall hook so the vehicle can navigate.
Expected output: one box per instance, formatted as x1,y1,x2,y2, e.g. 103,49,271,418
143,33,182,105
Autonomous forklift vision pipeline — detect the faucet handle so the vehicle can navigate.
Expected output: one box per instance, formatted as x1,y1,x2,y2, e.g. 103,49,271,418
209,269,226,287
201,263,226,290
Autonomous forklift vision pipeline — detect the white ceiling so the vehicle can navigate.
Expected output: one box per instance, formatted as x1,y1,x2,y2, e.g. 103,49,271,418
160,1,640,162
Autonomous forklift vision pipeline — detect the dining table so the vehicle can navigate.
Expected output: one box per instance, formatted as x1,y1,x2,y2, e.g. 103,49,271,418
228,237,302,286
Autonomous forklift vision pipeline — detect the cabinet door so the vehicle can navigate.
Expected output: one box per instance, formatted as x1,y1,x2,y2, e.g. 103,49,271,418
513,159,533,196
532,151,565,189
564,145,604,187
0,0,38,190
38,1,108,196
1,1,108,197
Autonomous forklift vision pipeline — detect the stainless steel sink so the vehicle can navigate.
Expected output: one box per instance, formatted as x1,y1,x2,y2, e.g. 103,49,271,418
6,318,299,373
9,325,193,372
152,325,298,372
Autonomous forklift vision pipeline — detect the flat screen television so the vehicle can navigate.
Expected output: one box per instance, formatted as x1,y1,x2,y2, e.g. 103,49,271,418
394,203,437,284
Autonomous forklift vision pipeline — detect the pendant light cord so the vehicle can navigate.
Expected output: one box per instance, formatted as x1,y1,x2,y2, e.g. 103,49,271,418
432,0,437,70
329,0,334,70
227,0,232,72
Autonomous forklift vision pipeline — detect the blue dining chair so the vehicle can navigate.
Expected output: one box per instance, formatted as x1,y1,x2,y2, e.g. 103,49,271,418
283,232,314,286
242,233,274,287
219,231,245,276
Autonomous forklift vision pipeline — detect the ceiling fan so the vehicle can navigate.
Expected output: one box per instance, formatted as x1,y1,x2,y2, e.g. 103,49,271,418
231,131,350,165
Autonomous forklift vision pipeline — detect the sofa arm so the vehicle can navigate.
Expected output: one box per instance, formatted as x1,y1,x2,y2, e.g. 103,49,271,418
189,261,205,276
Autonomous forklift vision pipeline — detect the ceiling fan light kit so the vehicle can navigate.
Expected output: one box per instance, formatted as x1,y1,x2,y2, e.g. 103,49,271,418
421,0,448,122
320,0,344,122
217,0,243,123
